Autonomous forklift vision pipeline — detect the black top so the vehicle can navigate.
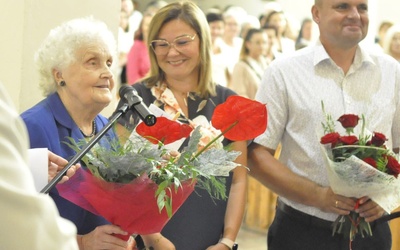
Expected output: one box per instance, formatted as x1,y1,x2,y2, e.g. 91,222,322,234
115,82,237,250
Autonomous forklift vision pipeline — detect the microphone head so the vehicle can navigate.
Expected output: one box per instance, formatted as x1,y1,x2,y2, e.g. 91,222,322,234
119,84,137,98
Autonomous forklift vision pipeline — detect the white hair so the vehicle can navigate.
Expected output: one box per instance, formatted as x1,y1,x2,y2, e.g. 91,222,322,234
35,16,117,96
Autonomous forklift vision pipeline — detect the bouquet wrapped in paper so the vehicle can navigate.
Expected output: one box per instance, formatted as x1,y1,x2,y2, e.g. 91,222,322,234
320,103,400,244
57,95,267,240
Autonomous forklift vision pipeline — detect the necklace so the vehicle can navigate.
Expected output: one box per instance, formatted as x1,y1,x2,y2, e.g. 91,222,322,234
80,120,96,138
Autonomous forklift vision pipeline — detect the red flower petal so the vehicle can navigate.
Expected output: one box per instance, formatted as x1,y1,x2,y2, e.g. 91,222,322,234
211,95,267,141
386,155,400,178
339,135,358,145
337,114,359,129
363,157,377,168
136,117,193,144
371,132,387,147
320,132,340,145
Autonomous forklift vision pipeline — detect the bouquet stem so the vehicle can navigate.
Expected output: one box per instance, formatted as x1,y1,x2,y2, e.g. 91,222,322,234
332,209,372,250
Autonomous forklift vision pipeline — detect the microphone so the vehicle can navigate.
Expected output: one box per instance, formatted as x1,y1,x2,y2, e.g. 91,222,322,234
119,85,157,126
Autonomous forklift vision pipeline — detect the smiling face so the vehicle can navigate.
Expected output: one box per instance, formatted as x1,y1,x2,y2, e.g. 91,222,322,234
312,0,369,49
57,41,114,110
154,19,200,84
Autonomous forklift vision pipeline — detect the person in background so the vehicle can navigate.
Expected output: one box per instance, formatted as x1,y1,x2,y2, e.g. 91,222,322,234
220,5,247,84
206,11,230,87
261,23,279,63
376,20,394,50
295,18,314,50
21,17,140,250
230,28,268,99
263,10,295,55
0,82,79,249
383,24,400,62
118,9,132,84
114,2,247,249
239,14,261,39
248,0,399,249
126,1,167,85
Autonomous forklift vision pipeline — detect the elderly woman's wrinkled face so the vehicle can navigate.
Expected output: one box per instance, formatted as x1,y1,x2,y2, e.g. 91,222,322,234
60,42,114,108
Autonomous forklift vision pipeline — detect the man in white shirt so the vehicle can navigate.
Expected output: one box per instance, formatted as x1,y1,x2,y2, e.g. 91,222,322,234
248,0,400,249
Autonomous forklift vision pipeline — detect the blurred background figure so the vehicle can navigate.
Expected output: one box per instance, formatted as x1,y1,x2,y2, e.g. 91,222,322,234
383,24,400,62
295,18,314,50
240,14,261,39
126,1,167,85
119,0,143,85
376,21,394,50
118,8,132,84
220,5,247,85
206,11,230,87
262,24,279,63
263,10,295,56
230,28,268,99
259,1,283,28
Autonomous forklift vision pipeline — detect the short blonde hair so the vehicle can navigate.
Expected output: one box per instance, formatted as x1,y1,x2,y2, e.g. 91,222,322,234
35,16,116,96
145,1,215,98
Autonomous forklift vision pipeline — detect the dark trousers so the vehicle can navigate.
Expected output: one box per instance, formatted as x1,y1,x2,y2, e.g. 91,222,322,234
268,202,391,250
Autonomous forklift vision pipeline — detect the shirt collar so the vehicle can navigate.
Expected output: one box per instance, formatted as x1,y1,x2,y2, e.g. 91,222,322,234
313,41,376,70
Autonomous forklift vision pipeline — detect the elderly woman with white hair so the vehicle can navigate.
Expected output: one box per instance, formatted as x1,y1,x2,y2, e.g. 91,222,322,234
21,17,139,250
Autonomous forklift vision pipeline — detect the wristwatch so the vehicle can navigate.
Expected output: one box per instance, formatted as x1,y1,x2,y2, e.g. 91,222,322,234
220,238,238,250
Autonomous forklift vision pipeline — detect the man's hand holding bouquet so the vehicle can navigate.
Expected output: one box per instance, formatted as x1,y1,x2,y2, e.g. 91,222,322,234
57,95,267,240
320,102,400,247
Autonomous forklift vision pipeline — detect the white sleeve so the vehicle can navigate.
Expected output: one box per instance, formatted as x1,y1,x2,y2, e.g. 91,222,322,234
0,83,78,250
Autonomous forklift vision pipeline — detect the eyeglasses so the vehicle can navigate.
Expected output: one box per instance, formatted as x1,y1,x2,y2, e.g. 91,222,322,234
150,34,197,55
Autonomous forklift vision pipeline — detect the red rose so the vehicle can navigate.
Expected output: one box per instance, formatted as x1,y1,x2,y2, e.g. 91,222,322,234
337,114,359,129
339,135,359,145
320,132,340,145
371,132,387,147
363,157,377,168
386,155,400,178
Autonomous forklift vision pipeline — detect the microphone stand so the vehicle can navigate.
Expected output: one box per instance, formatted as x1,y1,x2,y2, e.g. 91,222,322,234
40,104,130,194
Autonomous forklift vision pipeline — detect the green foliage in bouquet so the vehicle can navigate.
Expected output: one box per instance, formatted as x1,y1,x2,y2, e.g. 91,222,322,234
66,126,239,217
66,95,268,217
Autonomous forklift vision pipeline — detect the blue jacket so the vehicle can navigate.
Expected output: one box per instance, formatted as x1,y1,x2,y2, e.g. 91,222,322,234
21,93,113,234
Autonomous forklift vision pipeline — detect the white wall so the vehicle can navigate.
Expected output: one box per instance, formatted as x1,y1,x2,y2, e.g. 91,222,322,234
0,0,120,116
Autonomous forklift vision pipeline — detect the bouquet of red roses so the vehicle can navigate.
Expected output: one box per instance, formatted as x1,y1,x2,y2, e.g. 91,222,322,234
57,95,267,240
320,103,400,244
